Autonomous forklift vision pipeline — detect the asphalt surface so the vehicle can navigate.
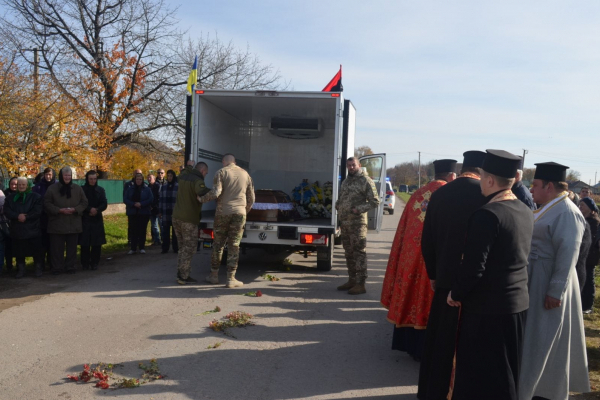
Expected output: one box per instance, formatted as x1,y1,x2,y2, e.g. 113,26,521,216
0,204,418,400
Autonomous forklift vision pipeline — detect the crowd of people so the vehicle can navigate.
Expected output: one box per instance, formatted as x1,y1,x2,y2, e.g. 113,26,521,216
367,150,598,400
0,166,184,277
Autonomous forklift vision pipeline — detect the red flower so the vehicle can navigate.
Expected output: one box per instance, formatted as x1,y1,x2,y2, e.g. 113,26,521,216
67,375,79,382
95,380,110,389
256,290,263,297
83,364,90,371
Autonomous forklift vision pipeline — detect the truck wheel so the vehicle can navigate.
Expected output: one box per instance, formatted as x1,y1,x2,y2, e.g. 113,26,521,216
316,235,334,271
388,208,394,215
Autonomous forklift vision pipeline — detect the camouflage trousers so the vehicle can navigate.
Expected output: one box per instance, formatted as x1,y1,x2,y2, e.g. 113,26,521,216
211,213,246,274
341,222,368,282
172,218,198,279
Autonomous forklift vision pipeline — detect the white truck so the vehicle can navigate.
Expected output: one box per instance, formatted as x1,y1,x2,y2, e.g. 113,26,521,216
188,89,386,271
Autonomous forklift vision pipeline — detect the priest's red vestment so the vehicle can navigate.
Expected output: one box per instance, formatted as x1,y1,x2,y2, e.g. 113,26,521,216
381,180,447,328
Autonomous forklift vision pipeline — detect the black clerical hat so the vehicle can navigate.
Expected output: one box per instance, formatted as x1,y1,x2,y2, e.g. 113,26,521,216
462,151,486,168
482,150,521,178
533,162,568,181
433,159,457,174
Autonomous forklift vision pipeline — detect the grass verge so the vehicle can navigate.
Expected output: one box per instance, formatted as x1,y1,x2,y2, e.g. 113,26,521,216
397,192,411,203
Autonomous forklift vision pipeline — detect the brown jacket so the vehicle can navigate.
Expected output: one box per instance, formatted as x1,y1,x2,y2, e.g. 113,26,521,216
44,183,89,234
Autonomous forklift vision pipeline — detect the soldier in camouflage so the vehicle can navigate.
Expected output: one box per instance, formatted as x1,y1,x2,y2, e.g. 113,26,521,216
198,154,255,288
172,161,210,285
335,157,380,295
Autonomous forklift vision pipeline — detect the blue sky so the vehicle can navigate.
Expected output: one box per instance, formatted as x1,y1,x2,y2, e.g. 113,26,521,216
177,1,600,183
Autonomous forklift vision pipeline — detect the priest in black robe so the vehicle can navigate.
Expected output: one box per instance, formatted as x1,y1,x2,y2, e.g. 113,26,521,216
418,150,486,400
448,150,533,400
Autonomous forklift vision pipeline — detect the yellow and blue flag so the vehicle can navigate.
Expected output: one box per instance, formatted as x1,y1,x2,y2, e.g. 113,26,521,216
186,55,198,95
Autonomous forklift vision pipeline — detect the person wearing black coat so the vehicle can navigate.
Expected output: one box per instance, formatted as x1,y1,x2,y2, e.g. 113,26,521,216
579,197,600,313
419,151,487,400
33,167,56,271
4,177,44,278
124,173,153,254
79,171,108,270
3,177,18,273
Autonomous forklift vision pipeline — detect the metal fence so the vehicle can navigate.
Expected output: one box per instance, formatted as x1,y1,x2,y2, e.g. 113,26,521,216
1,179,126,204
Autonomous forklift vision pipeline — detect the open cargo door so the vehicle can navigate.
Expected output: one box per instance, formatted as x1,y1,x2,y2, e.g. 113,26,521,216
360,153,386,232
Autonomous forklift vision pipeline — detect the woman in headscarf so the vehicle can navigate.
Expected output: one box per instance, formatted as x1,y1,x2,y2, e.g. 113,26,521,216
579,196,600,313
4,177,43,278
79,170,107,270
124,172,153,254
159,169,179,254
33,167,56,271
44,167,88,274
3,177,18,273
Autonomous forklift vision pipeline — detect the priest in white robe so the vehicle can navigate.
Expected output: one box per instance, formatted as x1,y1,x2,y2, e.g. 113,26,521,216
519,162,590,400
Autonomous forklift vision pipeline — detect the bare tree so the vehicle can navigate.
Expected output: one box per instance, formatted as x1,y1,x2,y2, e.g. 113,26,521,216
355,146,374,158
566,169,581,182
0,0,285,167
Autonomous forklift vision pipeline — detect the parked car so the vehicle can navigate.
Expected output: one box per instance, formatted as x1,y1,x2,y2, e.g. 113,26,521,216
384,181,396,215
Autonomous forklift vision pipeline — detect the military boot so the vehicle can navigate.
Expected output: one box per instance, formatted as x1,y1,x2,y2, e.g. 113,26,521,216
225,273,243,288
337,278,356,291
15,263,26,279
348,281,366,295
205,270,219,284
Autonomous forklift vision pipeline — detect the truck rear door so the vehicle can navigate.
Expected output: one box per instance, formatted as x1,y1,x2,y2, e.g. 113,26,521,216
359,153,386,232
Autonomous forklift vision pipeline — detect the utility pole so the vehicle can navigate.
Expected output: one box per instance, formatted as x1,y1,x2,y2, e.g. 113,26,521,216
595,171,597,186
522,149,528,168
418,151,421,188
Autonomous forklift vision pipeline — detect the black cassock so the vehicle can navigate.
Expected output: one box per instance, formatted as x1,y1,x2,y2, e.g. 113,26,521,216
451,195,533,400
418,176,485,400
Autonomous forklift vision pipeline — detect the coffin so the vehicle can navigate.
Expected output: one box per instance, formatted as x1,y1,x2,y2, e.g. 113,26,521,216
247,190,301,222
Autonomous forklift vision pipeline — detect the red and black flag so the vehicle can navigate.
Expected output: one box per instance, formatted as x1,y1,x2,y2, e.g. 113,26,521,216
322,65,343,92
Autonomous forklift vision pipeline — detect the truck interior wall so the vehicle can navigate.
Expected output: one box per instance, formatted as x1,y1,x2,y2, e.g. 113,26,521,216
249,127,335,192
197,98,251,212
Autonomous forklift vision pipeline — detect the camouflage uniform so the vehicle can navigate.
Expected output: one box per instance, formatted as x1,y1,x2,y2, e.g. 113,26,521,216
172,218,198,279
172,166,210,281
210,214,246,273
199,164,254,276
335,170,380,282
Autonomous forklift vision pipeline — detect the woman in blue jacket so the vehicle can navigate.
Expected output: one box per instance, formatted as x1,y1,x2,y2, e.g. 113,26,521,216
124,173,153,254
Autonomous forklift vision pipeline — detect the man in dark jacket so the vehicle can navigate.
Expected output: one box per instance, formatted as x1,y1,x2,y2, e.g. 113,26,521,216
147,173,162,246
172,161,210,284
512,159,536,210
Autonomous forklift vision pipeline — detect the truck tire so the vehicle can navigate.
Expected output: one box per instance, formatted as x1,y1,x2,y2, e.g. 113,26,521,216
388,208,394,215
316,235,334,271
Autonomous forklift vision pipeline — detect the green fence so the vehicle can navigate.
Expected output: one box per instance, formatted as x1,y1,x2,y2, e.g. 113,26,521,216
2,179,126,204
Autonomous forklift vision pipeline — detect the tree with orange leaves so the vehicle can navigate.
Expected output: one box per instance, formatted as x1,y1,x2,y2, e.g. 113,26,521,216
0,44,102,176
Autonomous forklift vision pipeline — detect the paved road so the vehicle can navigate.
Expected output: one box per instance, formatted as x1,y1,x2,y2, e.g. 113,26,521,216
0,203,417,400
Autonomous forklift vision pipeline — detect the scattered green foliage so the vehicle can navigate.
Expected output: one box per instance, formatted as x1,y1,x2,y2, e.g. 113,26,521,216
196,306,221,316
209,311,255,337
262,274,280,281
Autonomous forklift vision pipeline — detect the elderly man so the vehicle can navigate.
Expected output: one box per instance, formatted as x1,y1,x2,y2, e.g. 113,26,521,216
512,158,536,210
199,154,254,288
335,157,380,295
172,161,210,284
519,162,590,400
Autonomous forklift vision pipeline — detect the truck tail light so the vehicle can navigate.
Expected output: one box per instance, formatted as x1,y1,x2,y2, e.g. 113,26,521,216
300,234,328,245
199,228,214,240
386,190,394,196
195,90,204,94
